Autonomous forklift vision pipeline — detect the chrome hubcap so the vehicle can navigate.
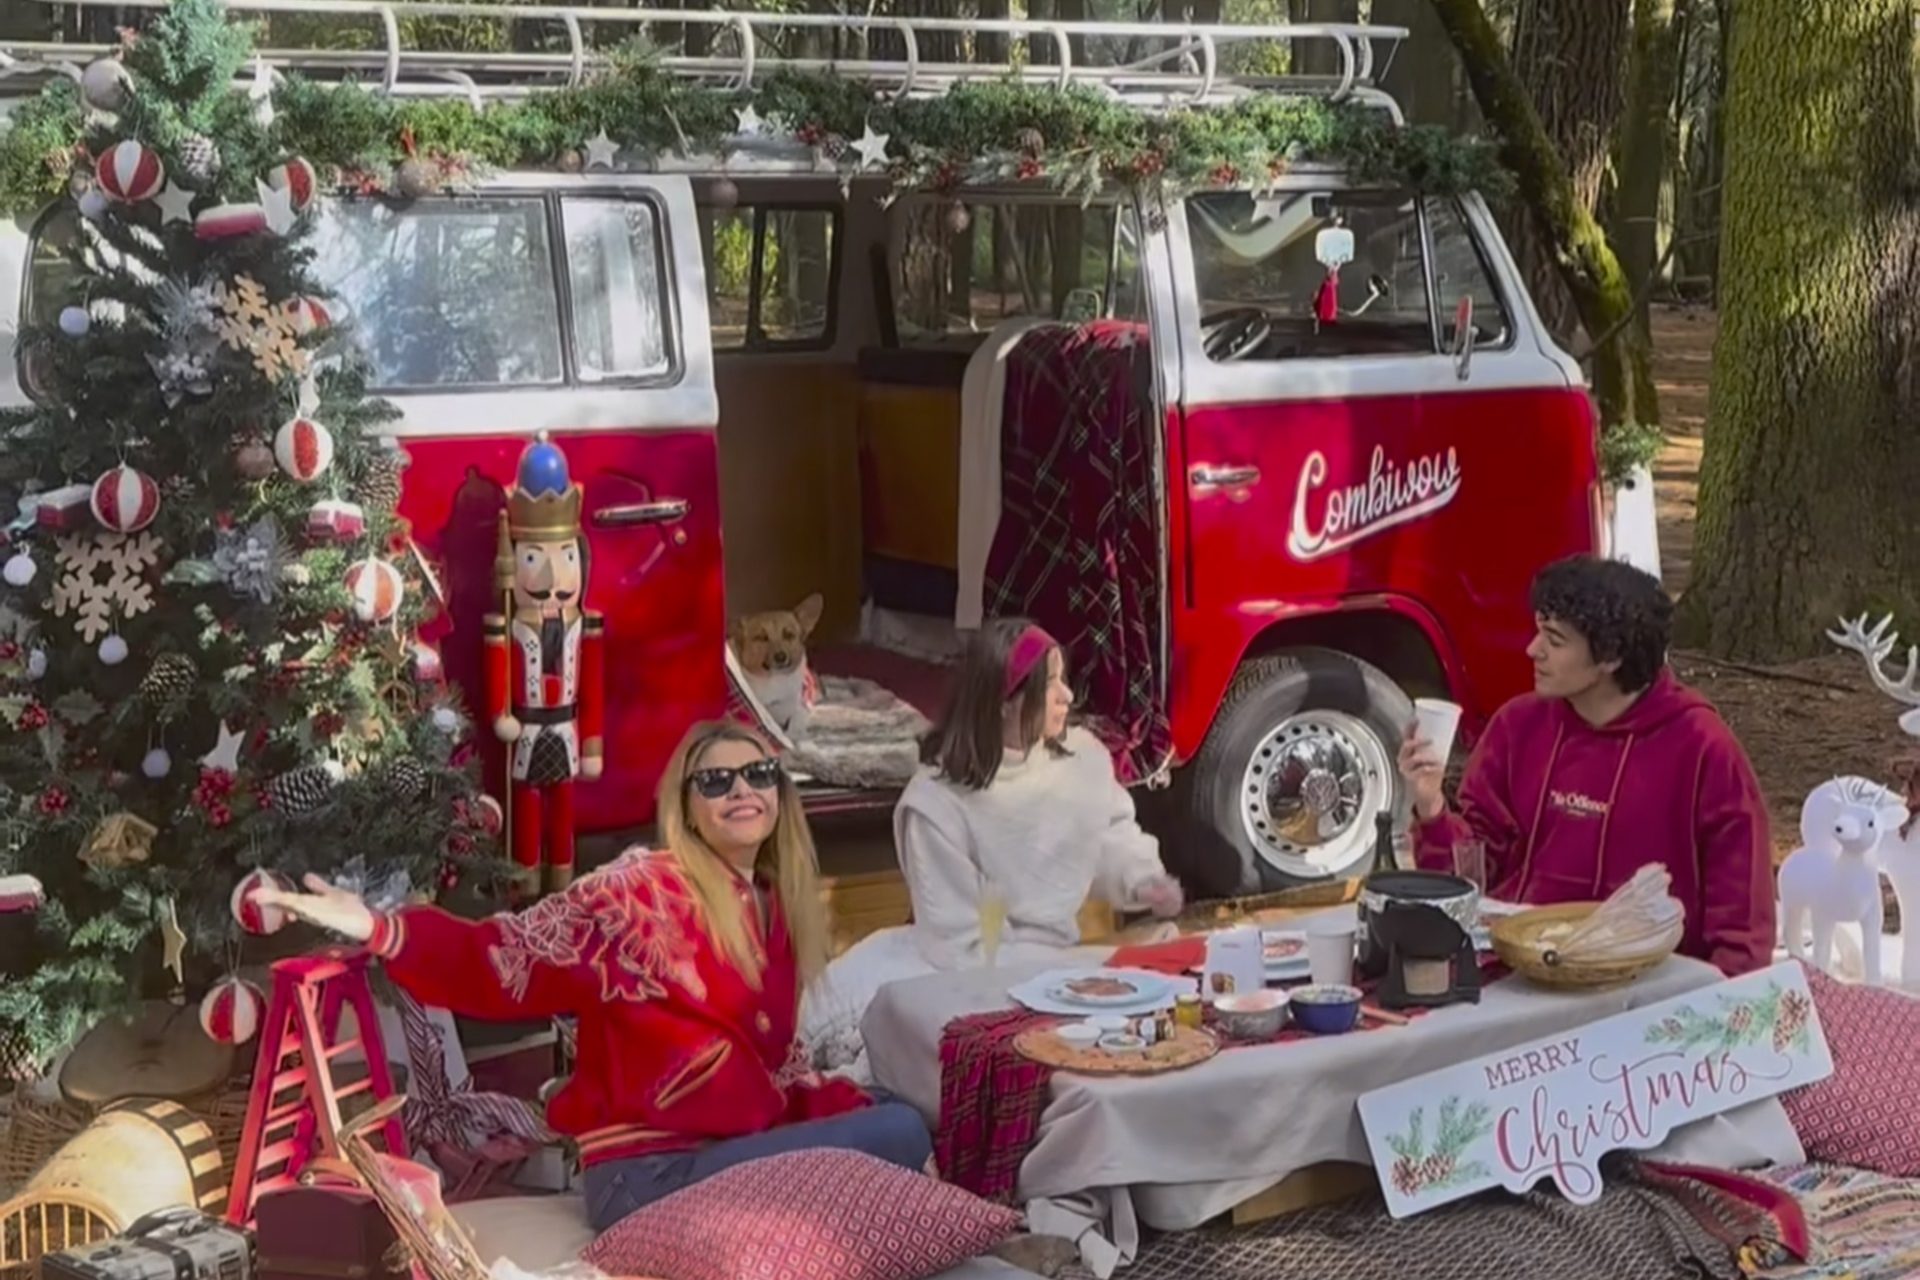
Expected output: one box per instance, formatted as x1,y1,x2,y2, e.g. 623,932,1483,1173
1239,709,1393,879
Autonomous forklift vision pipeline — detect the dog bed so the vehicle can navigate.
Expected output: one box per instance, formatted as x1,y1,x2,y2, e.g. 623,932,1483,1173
784,675,931,790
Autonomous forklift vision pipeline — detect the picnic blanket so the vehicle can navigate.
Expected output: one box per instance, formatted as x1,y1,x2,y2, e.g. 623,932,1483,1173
1053,1158,1807,1280
1751,1163,1920,1279
934,957,1505,1204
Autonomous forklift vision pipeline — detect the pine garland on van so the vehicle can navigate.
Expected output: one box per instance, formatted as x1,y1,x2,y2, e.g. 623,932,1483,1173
0,37,1509,217
0,0,501,1071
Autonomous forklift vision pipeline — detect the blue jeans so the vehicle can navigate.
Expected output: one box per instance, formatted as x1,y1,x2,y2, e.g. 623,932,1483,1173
582,1100,933,1231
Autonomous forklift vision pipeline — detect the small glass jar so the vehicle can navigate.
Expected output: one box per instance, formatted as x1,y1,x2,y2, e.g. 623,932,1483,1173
1174,993,1203,1030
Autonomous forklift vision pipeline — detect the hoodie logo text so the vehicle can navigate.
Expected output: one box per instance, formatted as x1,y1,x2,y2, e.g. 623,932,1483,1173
1550,790,1611,819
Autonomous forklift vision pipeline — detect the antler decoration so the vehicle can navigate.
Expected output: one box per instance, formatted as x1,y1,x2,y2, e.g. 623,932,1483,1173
1830,613,1920,736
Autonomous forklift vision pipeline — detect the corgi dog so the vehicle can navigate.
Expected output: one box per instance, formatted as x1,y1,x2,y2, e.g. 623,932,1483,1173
729,593,823,739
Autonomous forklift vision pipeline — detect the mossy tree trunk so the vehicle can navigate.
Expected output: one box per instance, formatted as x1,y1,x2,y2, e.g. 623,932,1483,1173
1677,0,1920,658
1612,0,1692,337
1428,0,1659,444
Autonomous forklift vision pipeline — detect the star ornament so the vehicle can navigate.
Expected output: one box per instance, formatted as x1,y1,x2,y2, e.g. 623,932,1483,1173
851,124,892,171
735,105,765,138
200,720,245,773
584,130,620,170
153,181,195,225
256,177,296,235
159,896,187,984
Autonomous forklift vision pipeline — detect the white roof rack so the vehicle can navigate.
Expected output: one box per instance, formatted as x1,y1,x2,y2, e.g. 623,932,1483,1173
0,0,1406,120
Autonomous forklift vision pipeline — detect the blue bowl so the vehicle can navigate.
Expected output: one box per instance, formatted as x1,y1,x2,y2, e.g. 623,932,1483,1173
1289,983,1363,1034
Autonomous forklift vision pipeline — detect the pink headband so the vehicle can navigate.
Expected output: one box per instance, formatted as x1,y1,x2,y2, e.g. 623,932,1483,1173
1004,626,1058,700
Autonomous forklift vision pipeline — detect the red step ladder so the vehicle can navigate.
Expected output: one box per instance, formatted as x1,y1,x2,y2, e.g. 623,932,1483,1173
227,948,410,1224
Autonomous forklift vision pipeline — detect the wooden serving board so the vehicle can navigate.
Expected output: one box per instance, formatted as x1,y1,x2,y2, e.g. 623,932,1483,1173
1014,1024,1220,1076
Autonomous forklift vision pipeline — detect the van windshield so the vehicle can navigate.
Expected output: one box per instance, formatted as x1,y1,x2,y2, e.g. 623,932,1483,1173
1186,189,1436,360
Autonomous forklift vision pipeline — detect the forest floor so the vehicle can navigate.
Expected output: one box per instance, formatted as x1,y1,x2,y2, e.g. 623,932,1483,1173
1647,306,1914,862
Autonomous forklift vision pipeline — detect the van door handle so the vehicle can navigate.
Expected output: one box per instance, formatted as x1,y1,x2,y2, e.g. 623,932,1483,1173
1191,466,1261,490
593,499,689,528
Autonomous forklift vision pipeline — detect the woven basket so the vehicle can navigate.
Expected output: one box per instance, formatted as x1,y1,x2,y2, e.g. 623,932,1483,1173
1491,902,1680,990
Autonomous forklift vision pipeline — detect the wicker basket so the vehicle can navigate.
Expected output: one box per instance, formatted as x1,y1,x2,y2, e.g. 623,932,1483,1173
1491,902,1680,990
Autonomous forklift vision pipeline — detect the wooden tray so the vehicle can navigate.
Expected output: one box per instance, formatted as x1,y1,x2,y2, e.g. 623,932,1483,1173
1014,1024,1220,1076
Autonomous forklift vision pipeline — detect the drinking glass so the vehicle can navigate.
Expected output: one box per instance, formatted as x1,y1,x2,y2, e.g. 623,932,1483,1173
1452,838,1488,895
978,872,1008,969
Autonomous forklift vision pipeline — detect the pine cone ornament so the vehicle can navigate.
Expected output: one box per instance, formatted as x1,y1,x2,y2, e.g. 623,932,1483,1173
354,449,408,514
264,762,342,815
139,653,196,719
378,755,428,800
178,132,222,186
1015,127,1046,157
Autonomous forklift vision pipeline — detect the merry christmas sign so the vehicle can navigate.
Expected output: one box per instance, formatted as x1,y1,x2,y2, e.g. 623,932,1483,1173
1357,961,1831,1218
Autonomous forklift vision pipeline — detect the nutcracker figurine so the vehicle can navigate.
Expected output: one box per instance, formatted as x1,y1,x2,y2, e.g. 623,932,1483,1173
486,433,605,897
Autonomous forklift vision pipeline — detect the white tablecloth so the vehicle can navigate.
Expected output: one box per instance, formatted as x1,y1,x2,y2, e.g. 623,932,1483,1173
863,949,1803,1236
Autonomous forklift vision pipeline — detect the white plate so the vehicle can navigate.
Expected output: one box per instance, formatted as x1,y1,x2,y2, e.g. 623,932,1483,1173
1045,973,1161,1007
1010,968,1189,1017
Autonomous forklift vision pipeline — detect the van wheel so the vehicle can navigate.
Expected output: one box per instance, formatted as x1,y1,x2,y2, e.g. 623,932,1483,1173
1182,648,1412,891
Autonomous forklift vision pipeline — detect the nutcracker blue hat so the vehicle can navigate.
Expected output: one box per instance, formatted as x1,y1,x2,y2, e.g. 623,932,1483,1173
506,430,582,541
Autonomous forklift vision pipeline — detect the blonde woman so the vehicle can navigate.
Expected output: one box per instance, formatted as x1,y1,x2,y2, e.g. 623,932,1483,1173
255,720,931,1231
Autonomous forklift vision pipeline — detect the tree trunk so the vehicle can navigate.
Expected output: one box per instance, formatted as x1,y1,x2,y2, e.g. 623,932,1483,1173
1291,0,1357,78
1612,0,1690,337
1428,0,1659,439
1677,1,1920,658
1374,0,1463,128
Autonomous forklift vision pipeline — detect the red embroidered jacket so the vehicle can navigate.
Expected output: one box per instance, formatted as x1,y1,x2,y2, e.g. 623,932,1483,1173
369,849,871,1166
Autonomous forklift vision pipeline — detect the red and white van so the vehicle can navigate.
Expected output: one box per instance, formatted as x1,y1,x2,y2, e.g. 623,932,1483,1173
0,9,1639,890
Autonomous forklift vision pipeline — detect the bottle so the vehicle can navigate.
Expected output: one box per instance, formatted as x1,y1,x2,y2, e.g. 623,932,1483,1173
1371,810,1398,878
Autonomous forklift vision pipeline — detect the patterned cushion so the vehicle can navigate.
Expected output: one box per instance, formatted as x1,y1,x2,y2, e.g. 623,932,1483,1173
580,1149,1021,1280
1781,962,1920,1173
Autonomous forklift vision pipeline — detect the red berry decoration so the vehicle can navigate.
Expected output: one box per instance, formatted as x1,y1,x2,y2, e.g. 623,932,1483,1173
16,702,48,731
38,785,70,814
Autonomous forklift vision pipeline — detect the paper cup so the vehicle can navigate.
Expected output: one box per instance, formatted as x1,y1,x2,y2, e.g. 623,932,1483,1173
1413,697,1463,767
1304,919,1357,988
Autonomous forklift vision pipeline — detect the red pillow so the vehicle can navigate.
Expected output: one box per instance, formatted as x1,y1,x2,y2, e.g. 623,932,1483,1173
579,1149,1021,1280
1781,962,1920,1174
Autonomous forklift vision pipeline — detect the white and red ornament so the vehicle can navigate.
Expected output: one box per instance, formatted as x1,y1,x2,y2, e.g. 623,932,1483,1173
305,498,365,544
412,640,444,684
95,140,165,204
286,296,332,336
266,157,317,211
273,416,334,482
193,202,267,241
472,794,503,837
199,976,264,1045
230,868,291,935
90,465,160,533
343,556,404,623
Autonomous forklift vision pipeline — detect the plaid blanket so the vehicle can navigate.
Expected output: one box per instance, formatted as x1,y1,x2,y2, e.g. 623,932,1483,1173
1058,1159,1806,1280
984,321,1171,784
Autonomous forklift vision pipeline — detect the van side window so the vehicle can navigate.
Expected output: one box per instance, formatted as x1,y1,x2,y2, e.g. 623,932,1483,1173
1186,190,1435,361
887,200,1140,347
701,206,836,351
310,197,564,390
561,197,674,382
1424,197,1513,350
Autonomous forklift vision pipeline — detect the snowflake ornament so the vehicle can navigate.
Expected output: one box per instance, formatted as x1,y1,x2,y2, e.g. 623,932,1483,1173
49,531,162,642
213,274,308,382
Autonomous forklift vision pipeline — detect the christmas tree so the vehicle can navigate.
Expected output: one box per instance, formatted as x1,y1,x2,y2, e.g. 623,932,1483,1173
0,0,494,1071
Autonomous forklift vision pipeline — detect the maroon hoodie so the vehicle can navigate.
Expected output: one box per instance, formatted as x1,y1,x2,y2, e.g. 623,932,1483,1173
1413,668,1774,976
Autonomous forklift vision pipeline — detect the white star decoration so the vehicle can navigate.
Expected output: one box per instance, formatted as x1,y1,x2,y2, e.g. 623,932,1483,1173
584,130,620,170
153,181,195,225
200,721,245,773
256,177,296,235
248,56,276,128
734,105,765,138
851,123,891,170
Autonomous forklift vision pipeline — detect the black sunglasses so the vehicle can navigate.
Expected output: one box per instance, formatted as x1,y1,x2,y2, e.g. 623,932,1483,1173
687,759,784,800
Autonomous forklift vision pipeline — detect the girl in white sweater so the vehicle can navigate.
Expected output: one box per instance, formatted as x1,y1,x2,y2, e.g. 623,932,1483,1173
803,621,1182,1077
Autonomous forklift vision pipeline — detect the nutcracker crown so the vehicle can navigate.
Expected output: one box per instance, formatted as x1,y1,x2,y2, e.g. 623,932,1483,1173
506,431,583,542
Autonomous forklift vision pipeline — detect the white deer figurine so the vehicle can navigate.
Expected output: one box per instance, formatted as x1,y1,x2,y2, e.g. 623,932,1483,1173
1778,775,1908,984
1829,613,1920,985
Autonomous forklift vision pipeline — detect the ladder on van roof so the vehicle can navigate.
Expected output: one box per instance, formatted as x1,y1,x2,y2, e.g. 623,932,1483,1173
0,0,1408,121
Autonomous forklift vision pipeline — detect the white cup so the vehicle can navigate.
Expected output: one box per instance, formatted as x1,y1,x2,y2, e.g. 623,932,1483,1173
1413,697,1463,768
1305,919,1357,988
